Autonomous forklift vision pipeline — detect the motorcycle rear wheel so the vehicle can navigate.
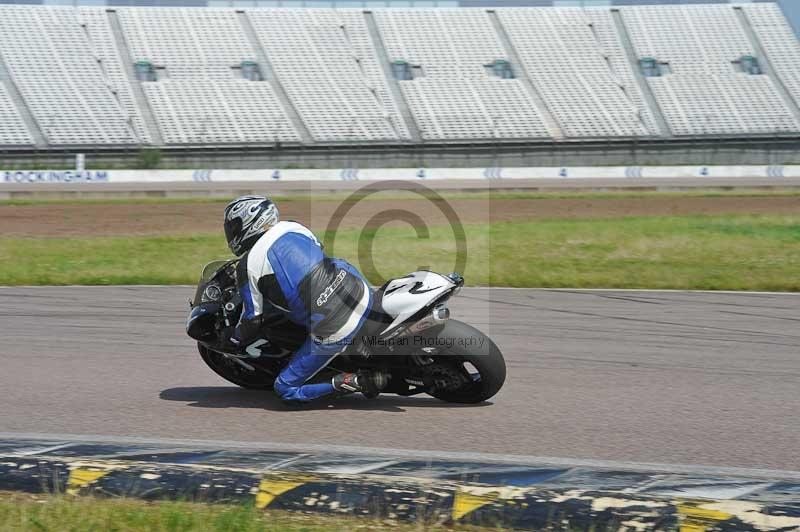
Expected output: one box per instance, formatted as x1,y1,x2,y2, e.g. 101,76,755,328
424,320,506,404
198,343,275,390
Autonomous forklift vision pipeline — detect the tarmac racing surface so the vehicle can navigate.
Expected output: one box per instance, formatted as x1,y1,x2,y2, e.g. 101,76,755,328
1,286,798,472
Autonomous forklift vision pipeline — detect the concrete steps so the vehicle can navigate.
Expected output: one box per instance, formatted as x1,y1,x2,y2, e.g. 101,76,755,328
488,10,564,140
364,10,421,142
238,10,314,145
108,9,164,146
0,51,47,148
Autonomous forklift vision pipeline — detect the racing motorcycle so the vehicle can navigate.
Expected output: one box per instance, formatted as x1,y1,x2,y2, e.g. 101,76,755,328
186,260,505,403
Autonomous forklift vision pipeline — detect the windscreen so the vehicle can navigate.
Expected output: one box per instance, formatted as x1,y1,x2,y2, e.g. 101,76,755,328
193,260,236,306
200,260,231,283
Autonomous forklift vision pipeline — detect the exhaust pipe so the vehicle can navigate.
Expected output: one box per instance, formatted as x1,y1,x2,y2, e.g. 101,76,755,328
408,304,450,334
432,304,450,322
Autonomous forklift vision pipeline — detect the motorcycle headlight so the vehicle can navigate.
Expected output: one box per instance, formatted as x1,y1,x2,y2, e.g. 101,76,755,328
203,284,222,302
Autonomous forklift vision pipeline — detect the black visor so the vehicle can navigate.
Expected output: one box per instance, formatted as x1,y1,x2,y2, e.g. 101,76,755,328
224,217,243,254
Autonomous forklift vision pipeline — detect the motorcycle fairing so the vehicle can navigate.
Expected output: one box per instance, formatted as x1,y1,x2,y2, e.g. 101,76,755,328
379,271,456,335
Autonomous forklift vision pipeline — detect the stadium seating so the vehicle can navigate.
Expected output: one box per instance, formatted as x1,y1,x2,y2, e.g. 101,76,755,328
647,75,798,136
0,85,33,146
375,8,504,79
744,3,800,115
497,8,656,137
114,7,302,144
248,8,408,142
0,5,138,145
374,9,550,139
622,3,800,135
0,3,797,147
116,7,254,79
141,79,300,144
79,7,152,144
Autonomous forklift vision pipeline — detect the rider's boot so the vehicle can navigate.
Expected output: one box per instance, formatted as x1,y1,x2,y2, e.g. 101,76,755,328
332,371,389,399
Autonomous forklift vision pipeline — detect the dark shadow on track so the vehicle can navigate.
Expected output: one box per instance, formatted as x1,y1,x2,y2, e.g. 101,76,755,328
159,386,492,412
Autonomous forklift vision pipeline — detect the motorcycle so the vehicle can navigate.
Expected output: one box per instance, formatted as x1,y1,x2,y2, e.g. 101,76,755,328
186,260,506,403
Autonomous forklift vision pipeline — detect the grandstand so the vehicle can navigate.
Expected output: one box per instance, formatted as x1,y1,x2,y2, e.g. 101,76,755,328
0,2,798,152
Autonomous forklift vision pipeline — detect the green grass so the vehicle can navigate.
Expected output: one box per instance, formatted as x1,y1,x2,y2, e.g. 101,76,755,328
0,492,454,532
2,214,798,290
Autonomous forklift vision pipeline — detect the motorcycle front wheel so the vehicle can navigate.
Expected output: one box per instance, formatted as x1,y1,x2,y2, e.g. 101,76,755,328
198,343,275,390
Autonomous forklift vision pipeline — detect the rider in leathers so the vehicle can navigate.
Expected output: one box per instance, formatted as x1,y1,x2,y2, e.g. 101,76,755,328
222,195,387,402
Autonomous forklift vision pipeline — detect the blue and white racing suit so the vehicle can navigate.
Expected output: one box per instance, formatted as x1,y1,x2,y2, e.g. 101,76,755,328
232,221,372,402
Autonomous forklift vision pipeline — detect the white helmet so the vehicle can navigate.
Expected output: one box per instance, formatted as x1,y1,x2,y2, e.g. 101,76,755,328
223,195,280,256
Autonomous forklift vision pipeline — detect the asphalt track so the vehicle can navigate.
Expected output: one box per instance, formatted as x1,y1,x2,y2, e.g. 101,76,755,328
1,286,798,472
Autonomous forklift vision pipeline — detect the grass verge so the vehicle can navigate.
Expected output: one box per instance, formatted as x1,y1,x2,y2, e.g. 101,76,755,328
0,491,456,531
1,214,798,290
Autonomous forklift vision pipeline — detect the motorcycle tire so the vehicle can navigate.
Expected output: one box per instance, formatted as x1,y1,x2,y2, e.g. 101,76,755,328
198,343,275,390
424,320,506,404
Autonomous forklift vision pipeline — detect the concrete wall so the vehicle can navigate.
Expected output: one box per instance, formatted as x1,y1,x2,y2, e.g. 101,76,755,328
1,138,799,170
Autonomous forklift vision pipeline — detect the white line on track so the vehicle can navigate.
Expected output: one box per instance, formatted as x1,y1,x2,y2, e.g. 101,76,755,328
1,432,798,481
11,442,76,456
